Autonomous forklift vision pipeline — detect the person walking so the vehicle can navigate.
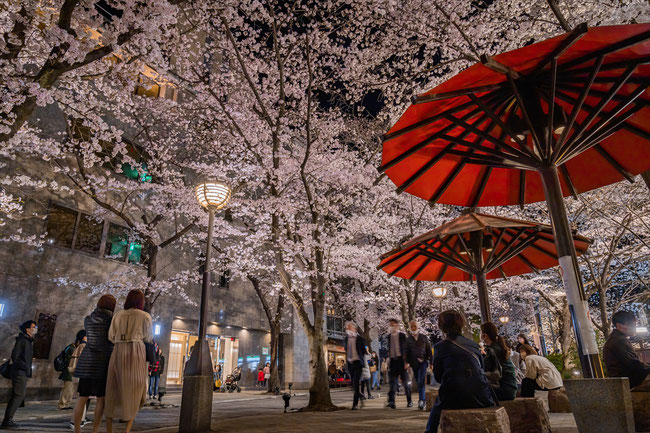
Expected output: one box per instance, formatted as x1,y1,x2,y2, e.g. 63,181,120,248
58,330,87,410
425,310,495,433
1,320,37,429
519,344,562,397
72,294,116,433
360,348,374,399
344,322,367,410
369,351,380,390
148,347,162,400
603,310,650,389
386,318,412,409
407,320,432,410
263,362,271,387
480,322,517,401
104,290,153,433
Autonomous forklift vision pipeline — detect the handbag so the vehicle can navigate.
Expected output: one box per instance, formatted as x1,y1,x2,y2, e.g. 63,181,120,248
0,359,13,379
145,341,156,364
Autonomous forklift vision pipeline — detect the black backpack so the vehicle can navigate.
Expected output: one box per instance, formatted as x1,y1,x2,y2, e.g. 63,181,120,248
53,345,72,372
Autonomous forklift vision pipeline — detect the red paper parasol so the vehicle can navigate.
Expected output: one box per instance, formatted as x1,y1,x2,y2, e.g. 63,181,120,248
378,212,592,322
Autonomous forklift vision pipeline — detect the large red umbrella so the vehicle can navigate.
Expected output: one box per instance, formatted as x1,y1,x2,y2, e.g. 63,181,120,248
378,212,592,322
380,23,650,377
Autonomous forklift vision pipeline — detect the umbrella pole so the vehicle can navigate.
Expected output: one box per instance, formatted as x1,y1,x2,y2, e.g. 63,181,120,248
539,165,604,378
476,272,491,323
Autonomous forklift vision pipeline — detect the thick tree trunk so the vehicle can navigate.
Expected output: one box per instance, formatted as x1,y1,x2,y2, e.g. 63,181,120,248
305,325,335,411
268,326,281,393
597,284,610,339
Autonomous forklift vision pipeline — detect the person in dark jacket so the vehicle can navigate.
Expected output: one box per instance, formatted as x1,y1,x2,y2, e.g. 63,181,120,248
72,294,116,433
407,320,432,410
480,322,517,401
2,320,37,429
58,330,87,410
425,310,495,433
344,322,367,410
148,347,164,400
386,318,412,409
603,310,650,389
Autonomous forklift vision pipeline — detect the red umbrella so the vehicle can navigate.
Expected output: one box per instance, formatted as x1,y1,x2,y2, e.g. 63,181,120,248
381,23,650,377
378,212,592,322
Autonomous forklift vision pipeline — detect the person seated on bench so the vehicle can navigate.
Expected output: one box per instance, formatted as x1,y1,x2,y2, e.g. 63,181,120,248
425,310,495,433
481,322,518,401
603,310,650,389
519,344,562,398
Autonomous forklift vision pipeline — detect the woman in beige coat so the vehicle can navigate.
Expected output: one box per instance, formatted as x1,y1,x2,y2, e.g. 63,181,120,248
105,289,153,433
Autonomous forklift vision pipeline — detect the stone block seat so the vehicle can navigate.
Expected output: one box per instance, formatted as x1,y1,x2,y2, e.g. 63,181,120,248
426,389,439,412
499,398,551,433
547,386,571,413
440,406,511,433
631,389,650,433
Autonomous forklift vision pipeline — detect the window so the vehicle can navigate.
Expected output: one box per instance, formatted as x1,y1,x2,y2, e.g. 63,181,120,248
326,316,344,339
105,223,128,260
44,203,144,265
45,204,77,248
219,270,231,289
33,313,57,360
135,75,178,102
75,214,103,254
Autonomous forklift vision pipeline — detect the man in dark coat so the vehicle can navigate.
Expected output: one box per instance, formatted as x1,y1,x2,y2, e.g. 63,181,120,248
603,310,650,389
407,320,432,410
2,320,37,428
386,318,412,409
344,322,367,410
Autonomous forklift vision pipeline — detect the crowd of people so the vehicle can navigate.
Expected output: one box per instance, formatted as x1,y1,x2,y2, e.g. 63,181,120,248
344,309,649,433
2,290,155,433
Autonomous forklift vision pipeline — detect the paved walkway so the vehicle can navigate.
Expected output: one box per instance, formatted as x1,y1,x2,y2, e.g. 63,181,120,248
0,388,578,432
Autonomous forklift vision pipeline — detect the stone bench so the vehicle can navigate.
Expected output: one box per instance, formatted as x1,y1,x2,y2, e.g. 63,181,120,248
631,390,650,432
547,386,571,413
499,398,551,433
426,389,439,411
440,407,511,433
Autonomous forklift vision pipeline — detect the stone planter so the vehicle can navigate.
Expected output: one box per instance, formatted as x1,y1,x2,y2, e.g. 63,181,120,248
564,378,635,433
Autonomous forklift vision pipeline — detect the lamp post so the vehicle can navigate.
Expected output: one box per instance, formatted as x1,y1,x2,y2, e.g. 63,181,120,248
432,287,447,311
179,180,231,433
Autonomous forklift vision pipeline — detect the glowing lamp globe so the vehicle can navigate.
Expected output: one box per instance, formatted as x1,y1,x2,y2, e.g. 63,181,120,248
432,287,447,298
499,316,509,324
194,180,231,210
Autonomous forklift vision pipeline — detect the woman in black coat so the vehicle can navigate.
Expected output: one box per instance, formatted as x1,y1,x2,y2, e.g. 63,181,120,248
425,310,495,433
72,295,116,433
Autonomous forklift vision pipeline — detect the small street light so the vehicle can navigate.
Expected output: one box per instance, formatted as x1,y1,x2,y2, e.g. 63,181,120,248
499,316,510,324
179,179,231,433
432,287,447,310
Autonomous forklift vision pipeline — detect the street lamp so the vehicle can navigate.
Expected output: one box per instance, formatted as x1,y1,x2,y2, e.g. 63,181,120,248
499,316,509,324
179,179,231,433
432,287,447,310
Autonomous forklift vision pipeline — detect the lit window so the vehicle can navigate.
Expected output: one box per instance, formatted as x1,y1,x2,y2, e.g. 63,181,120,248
154,324,161,335
0,304,5,317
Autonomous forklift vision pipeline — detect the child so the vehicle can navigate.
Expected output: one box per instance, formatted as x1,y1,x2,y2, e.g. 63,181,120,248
257,367,265,387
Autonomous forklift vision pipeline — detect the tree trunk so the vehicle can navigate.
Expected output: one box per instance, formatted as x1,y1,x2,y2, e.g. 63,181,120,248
143,245,159,313
268,325,281,393
305,325,335,411
597,284,610,339
559,301,574,371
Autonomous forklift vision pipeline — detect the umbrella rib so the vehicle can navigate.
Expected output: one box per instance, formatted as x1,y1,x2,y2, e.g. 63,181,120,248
527,243,558,260
471,166,492,209
545,58,559,161
395,143,455,194
414,83,505,104
378,245,417,269
415,245,474,274
564,55,650,76
427,159,466,203
517,252,542,274
436,235,473,268
506,76,545,158
518,170,526,209
488,232,539,272
592,145,635,183
484,227,528,270
408,257,433,281
453,233,474,260
558,29,650,72
533,23,588,74
559,164,579,199
485,228,507,266
439,133,527,165
553,56,604,163
388,252,421,277
623,123,650,141
435,264,449,283
379,106,483,172
480,55,521,79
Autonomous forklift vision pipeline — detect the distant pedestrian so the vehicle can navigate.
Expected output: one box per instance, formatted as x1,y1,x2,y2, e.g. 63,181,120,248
344,322,367,410
58,330,87,410
519,344,562,397
148,347,163,400
380,355,388,386
104,290,153,433
509,341,526,386
263,362,271,387
1,320,37,429
369,351,380,390
425,310,495,433
72,294,116,433
480,322,517,401
257,368,265,387
603,310,650,389
386,318,412,409
360,348,374,399
515,333,531,354
407,320,432,410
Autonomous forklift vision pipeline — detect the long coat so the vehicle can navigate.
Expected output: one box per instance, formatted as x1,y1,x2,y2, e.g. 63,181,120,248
74,308,114,380
11,333,34,377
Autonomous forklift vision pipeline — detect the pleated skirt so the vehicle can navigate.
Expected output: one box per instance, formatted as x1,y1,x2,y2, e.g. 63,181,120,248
104,341,147,420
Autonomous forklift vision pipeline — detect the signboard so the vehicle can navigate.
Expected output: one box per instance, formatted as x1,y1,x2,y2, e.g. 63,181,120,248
262,346,269,355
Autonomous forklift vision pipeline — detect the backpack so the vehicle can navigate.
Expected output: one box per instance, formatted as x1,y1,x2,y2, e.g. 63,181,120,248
53,345,73,372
